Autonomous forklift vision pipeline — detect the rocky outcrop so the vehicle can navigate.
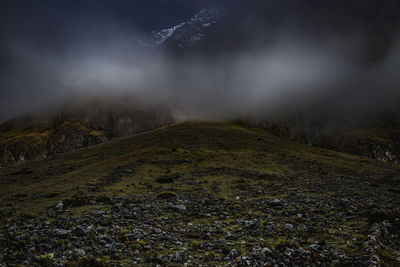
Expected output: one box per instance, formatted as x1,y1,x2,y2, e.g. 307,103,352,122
240,115,400,163
0,99,174,167
313,132,400,164
363,221,392,267
1,137,44,166
47,122,107,155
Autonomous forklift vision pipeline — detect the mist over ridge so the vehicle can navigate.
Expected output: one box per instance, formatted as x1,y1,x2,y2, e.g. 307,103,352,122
0,0,399,125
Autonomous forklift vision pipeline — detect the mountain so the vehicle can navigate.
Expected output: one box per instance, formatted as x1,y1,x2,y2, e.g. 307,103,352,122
147,8,226,56
1,3,400,266
0,98,174,167
146,1,400,62
143,6,400,164
0,7,229,169
3,5,400,167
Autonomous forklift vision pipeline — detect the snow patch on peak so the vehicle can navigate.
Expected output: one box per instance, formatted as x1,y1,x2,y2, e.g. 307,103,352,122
150,8,226,47
153,23,186,45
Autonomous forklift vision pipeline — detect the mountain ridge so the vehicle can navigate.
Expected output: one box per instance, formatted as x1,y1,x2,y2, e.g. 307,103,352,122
0,98,174,167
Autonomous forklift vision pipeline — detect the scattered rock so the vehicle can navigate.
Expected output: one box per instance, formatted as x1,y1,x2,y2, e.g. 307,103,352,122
271,199,282,206
55,202,64,210
173,204,187,212
285,223,294,231
53,229,71,237
225,249,240,260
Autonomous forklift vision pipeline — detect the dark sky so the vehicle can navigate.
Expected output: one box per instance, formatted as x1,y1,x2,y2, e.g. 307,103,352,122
0,0,234,34
0,0,399,122
0,0,241,58
0,0,238,120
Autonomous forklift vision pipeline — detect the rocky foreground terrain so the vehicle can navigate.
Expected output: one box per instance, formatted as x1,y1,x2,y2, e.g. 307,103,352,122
0,122,399,266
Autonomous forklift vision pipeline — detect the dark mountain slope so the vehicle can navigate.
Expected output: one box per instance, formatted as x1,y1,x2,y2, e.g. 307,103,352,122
243,111,400,163
0,122,399,265
0,98,174,167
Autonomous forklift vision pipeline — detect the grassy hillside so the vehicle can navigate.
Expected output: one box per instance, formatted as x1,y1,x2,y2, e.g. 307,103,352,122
0,122,399,266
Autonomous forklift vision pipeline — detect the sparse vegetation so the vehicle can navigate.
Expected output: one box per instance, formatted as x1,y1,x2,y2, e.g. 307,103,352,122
0,122,399,266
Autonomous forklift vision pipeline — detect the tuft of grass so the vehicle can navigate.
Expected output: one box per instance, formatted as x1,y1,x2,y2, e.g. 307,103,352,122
273,238,297,251
65,256,111,267
377,247,400,267
157,191,178,200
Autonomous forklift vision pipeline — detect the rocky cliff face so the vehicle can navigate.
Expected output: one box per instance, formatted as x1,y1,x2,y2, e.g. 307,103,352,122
0,100,174,167
316,131,400,164
241,113,400,163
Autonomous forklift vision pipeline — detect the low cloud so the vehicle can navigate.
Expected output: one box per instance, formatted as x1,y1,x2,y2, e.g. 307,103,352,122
1,0,399,125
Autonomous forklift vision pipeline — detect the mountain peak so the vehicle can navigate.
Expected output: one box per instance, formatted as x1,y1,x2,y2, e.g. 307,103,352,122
149,8,226,50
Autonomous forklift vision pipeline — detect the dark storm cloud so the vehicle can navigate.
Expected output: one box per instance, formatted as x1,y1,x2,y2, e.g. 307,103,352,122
0,0,241,120
0,0,399,122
